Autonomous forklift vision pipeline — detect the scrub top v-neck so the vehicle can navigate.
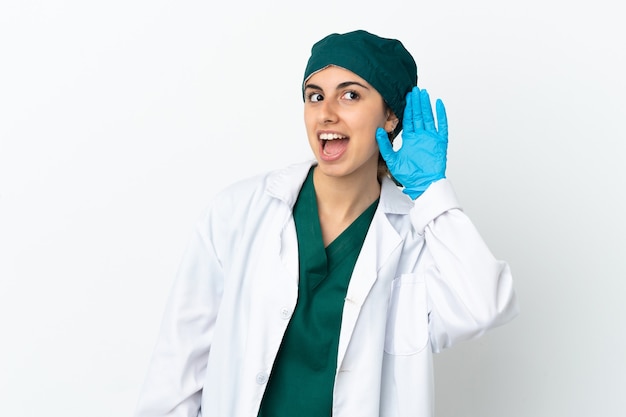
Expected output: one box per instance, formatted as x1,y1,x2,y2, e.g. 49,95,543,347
258,167,379,417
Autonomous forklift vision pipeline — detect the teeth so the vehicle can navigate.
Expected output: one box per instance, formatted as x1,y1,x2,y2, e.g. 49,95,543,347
319,133,346,140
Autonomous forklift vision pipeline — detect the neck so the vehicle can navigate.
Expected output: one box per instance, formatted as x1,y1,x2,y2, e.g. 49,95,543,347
312,163,381,223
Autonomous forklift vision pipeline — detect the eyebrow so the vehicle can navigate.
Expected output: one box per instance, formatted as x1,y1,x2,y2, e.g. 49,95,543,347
304,81,371,91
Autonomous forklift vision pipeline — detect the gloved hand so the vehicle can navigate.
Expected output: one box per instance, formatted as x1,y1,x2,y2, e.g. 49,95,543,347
376,86,448,199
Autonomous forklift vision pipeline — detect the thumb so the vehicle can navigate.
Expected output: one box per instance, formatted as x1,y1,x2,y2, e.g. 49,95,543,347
375,127,395,163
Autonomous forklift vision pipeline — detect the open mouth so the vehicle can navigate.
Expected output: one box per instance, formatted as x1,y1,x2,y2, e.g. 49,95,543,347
320,132,349,157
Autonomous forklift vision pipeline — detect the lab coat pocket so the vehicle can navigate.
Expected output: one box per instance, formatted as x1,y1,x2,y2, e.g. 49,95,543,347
384,274,429,355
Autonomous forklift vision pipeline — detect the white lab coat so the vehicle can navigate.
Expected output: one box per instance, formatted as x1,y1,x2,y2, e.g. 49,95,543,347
135,160,518,417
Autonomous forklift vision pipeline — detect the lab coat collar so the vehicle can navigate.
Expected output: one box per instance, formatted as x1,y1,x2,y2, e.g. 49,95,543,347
379,175,414,215
265,160,314,209
265,159,414,215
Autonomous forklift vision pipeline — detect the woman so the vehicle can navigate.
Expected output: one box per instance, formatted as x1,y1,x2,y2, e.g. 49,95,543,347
135,30,518,417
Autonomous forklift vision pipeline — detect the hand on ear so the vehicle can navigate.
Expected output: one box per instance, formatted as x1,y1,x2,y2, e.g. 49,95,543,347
375,86,448,199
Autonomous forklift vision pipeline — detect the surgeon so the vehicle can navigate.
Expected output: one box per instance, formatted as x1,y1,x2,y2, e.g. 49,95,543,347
135,29,519,417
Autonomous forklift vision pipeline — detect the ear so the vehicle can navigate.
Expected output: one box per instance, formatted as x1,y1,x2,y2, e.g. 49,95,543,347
384,111,399,133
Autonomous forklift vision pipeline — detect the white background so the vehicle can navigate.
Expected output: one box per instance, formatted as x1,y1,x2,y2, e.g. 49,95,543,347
1,1,624,416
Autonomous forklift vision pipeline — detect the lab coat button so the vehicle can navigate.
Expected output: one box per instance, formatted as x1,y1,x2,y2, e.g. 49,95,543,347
256,372,269,385
280,307,291,319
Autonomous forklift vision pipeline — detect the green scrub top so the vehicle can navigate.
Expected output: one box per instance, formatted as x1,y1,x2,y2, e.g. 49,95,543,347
258,167,379,417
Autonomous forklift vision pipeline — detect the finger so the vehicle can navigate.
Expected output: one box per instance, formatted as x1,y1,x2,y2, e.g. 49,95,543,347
375,127,396,164
435,99,448,141
410,86,424,131
420,89,436,132
403,88,416,134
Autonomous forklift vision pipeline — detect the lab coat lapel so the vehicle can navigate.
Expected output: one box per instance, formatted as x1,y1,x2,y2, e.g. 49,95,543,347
268,162,314,289
335,199,405,369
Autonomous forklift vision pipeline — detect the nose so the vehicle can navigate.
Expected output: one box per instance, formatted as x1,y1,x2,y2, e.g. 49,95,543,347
318,99,338,124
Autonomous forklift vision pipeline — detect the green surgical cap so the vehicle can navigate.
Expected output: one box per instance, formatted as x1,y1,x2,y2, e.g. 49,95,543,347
303,30,417,133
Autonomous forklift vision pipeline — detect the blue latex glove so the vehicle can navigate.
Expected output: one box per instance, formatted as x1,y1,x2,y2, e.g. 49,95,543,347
376,86,448,199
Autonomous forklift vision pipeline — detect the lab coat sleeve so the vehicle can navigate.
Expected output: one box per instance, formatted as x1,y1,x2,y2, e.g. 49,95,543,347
135,206,226,417
410,179,519,353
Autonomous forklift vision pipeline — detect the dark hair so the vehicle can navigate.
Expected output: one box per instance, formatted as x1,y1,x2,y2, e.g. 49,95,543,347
377,102,400,181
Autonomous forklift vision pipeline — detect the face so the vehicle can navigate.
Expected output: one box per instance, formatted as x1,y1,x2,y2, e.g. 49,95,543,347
303,66,397,180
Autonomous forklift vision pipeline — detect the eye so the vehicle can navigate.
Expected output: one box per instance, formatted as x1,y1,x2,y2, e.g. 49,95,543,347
308,92,324,103
341,90,360,101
